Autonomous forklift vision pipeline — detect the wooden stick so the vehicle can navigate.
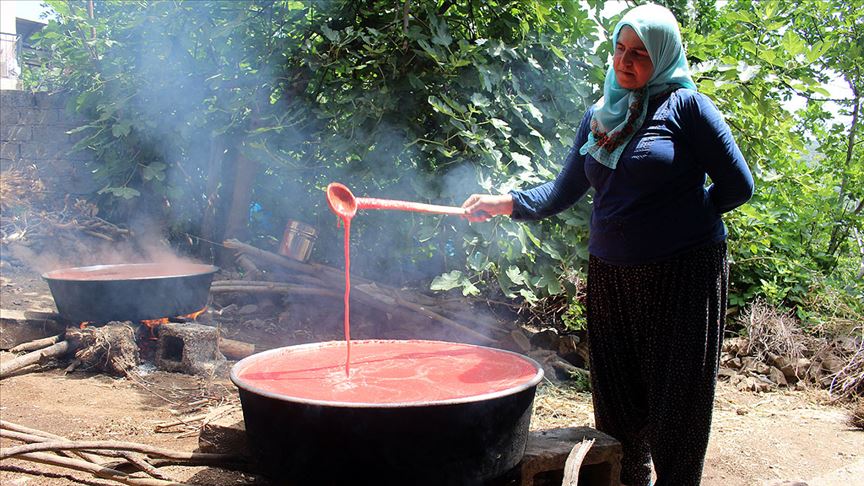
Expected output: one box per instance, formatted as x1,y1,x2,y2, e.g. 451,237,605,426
221,241,498,343
121,451,174,481
9,334,64,353
562,439,595,486
0,429,103,464
0,440,243,464
210,283,341,298
218,337,255,360
0,340,73,379
11,451,186,486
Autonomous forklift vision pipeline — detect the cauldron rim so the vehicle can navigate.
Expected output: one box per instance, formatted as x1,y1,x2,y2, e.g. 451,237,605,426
42,262,219,282
230,339,544,409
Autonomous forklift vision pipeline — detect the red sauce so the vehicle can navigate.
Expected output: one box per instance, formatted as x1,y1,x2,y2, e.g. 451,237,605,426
235,340,540,405
44,263,215,281
341,216,352,375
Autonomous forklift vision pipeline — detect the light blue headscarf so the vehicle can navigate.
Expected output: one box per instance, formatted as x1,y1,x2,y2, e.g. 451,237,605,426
579,3,697,169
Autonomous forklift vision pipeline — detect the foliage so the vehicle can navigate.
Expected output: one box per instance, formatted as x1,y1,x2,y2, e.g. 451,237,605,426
683,0,864,326
24,0,863,330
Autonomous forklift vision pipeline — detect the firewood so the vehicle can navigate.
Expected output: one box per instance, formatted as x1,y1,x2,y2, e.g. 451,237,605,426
11,451,186,486
0,340,73,379
1,428,103,464
0,439,244,464
219,242,500,343
561,439,595,486
218,336,255,360
9,334,64,353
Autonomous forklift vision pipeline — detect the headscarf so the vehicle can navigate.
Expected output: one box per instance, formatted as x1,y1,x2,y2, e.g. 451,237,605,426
579,3,697,169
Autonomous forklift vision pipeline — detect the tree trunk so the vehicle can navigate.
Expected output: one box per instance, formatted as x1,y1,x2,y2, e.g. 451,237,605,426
826,87,860,257
220,150,258,266
197,136,226,261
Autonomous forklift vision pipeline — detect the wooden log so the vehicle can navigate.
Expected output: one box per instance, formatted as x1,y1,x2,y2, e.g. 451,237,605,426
11,451,186,486
562,439,595,486
1,427,103,464
2,427,170,480
9,333,63,353
218,336,255,360
0,340,73,379
519,427,622,486
0,439,244,464
0,309,67,350
216,245,499,344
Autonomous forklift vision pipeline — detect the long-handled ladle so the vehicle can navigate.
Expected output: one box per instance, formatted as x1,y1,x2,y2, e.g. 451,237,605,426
326,182,468,219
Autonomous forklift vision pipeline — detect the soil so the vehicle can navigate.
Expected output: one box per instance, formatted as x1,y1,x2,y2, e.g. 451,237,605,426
1,264,862,485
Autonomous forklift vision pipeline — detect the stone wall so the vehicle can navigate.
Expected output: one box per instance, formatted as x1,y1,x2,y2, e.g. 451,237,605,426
1,89,97,194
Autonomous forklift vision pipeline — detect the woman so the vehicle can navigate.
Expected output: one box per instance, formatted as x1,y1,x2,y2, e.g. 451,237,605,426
462,4,754,486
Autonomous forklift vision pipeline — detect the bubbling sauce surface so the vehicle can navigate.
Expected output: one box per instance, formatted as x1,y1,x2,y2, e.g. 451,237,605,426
45,263,215,281
236,340,540,405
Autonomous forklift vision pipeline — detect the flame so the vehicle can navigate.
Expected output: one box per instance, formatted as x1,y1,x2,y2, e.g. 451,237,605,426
185,306,207,320
79,321,91,330
141,317,169,329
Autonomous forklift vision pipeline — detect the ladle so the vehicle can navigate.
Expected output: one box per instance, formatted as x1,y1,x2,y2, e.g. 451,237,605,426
326,182,468,218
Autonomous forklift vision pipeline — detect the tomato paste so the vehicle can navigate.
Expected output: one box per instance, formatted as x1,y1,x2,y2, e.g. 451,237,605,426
235,339,541,405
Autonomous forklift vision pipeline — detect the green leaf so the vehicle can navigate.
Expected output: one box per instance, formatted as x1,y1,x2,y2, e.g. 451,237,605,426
320,25,339,43
506,265,526,285
511,152,532,169
430,270,465,291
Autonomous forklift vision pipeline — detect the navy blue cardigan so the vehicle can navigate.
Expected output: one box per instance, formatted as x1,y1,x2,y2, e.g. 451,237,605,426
510,89,754,265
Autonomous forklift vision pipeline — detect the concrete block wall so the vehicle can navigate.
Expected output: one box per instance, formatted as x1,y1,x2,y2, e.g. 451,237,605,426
1,89,98,194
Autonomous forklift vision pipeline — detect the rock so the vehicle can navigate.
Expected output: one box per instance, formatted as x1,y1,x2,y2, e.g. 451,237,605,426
217,304,238,315
741,357,771,375
238,304,259,315
717,368,738,381
722,337,750,356
820,355,845,375
727,357,742,370
736,375,772,393
768,366,788,386
807,363,824,383
529,329,560,351
510,329,532,352
558,335,587,368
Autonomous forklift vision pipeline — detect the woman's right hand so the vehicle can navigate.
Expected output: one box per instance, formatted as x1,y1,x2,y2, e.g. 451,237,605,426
461,194,514,222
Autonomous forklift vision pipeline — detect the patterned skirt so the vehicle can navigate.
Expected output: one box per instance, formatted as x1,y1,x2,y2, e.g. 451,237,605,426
587,241,728,486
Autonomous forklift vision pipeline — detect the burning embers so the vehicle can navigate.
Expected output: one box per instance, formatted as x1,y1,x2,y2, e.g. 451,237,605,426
69,307,226,377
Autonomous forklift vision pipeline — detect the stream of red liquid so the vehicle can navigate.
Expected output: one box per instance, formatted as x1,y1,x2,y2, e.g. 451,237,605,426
330,192,465,376
341,215,352,376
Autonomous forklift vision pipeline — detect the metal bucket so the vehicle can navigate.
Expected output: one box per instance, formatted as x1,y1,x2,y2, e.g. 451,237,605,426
278,220,318,262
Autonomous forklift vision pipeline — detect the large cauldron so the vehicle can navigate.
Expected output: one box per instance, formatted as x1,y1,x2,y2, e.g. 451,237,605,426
43,263,218,323
231,340,544,485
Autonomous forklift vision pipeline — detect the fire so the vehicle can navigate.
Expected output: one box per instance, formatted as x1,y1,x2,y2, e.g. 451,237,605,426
79,321,91,330
141,317,169,329
185,306,207,320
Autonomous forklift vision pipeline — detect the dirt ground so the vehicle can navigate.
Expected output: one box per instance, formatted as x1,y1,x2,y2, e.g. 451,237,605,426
1,266,862,485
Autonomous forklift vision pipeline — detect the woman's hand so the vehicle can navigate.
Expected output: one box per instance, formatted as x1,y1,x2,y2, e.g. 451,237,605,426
461,194,514,222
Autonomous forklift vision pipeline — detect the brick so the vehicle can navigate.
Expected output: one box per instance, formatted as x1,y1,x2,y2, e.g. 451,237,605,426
0,106,19,125
0,142,20,161
156,322,227,376
34,91,67,109
32,125,70,145
1,124,31,142
0,90,33,108
514,426,623,486
20,142,68,160
18,108,59,125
